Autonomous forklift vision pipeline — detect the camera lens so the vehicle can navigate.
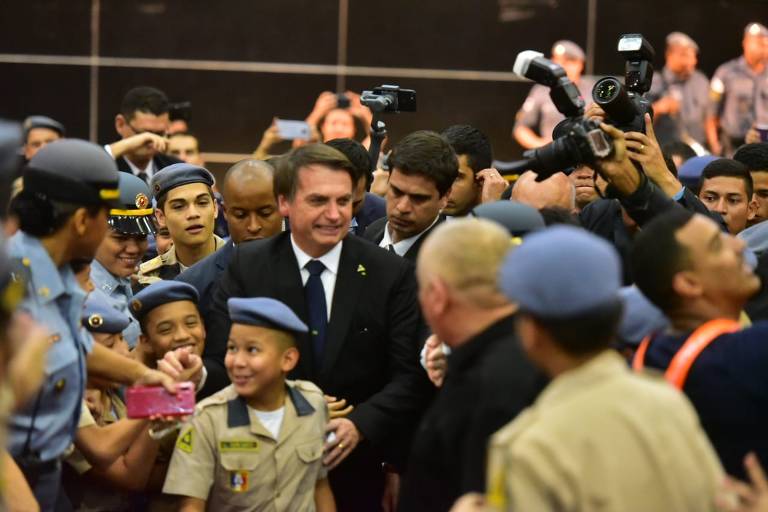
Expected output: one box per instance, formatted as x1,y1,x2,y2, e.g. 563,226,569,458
594,78,620,102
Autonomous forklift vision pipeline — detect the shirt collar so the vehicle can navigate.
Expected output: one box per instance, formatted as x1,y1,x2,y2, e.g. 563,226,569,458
290,234,342,275
447,314,517,376
534,350,627,410
90,259,131,296
125,157,154,177
227,384,316,428
380,215,440,257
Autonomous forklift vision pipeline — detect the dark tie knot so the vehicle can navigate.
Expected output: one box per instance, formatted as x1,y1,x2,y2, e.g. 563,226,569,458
305,260,325,277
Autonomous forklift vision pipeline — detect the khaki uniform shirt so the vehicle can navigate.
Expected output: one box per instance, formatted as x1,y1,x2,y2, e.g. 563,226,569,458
137,235,226,287
486,351,723,512
163,380,329,512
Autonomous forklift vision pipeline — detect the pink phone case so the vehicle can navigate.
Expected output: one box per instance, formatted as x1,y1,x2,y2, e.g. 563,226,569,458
126,382,196,418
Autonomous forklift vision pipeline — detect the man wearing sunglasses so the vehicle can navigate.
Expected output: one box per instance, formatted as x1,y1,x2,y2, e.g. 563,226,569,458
105,86,181,183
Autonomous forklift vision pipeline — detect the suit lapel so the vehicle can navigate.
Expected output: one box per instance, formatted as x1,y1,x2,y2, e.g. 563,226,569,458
403,215,445,261
320,238,364,381
272,236,315,378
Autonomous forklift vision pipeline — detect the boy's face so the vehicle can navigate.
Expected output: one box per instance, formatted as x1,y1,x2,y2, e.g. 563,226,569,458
92,331,131,359
140,300,205,361
225,323,298,401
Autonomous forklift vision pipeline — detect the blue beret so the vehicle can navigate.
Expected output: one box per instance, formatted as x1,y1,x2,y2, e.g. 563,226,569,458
150,163,214,199
228,297,308,334
23,115,65,139
471,200,545,237
678,155,720,190
498,225,622,318
129,280,199,323
82,290,132,333
617,286,668,347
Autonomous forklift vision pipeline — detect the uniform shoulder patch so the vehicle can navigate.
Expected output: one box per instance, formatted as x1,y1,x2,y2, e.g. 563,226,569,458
139,255,163,275
177,427,194,453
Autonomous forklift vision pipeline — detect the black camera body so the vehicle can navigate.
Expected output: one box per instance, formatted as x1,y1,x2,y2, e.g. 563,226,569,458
592,34,655,133
361,85,416,113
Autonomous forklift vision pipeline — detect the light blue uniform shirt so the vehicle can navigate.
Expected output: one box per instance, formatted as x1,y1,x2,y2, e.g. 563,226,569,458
7,232,93,462
90,259,140,348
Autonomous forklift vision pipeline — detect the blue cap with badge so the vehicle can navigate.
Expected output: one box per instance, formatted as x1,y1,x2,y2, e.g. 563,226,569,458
498,225,622,318
82,291,132,333
150,162,214,199
129,280,199,323
471,200,545,238
228,297,308,334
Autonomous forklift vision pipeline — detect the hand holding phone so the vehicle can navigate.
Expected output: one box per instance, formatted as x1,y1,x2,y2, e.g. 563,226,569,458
126,382,196,419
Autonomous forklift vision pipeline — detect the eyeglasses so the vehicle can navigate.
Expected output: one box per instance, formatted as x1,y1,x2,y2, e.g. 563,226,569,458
127,122,168,138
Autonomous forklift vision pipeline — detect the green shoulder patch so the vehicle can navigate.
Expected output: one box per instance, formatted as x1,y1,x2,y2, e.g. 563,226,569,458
177,428,194,453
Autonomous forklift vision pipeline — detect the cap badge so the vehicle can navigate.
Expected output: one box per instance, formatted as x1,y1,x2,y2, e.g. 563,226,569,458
135,193,149,209
130,299,142,312
88,314,104,328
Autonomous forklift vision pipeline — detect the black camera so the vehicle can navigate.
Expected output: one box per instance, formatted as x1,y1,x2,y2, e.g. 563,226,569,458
360,85,417,113
592,34,655,133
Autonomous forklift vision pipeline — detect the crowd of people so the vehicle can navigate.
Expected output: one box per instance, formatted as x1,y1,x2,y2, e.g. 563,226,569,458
2,19,768,512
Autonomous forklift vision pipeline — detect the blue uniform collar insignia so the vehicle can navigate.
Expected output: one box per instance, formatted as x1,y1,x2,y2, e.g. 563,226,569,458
287,385,315,417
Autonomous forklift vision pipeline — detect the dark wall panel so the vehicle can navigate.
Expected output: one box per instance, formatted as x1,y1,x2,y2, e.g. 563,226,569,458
100,0,339,63
0,63,90,139
0,1,90,55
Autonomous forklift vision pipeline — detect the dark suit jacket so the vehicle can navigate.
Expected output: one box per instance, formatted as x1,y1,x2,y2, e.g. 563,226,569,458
362,215,445,263
115,153,181,176
176,240,235,397
354,192,386,235
207,232,429,449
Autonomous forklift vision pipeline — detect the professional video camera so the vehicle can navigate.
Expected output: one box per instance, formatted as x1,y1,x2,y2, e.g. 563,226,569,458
503,34,655,179
361,85,417,171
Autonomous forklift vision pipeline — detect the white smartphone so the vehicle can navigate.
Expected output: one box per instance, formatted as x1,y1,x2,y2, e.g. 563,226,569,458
276,119,311,141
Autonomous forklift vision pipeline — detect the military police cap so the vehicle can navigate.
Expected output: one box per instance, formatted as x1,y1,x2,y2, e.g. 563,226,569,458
22,115,65,140
129,280,199,323
81,291,132,334
228,297,308,334
552,40,585,61
471,200,545,238
498,225,622,318
745,22,768,38
617,286,668,348
24,139,120,206
108,173,156,235
150,163,214,199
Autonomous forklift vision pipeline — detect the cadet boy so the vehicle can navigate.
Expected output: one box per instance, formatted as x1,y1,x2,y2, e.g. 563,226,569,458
92,172,156,348
137,163,226,286
130,280,207,391
163,297,335,512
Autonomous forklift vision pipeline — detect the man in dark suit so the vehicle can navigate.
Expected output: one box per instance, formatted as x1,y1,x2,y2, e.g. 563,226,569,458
104,86,181,182
177,159,283,396
325,138,386,236
363,130,458,261
207,144,430,511
398,218,544,512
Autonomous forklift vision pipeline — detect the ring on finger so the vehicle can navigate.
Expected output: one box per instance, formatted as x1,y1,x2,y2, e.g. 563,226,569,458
338,442,344,450
640,144,645,151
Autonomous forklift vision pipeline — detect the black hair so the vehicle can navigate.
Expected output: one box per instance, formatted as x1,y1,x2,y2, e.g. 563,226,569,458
630,208,694,312
734,143,768,172
699,158,753,198
441,125,493,174
528,300,623,355
10,191,104,237
155,185,215,212
120,86,170,120
388,130,459,197
662,141,696,166
325,138,371,185
274,144,356,200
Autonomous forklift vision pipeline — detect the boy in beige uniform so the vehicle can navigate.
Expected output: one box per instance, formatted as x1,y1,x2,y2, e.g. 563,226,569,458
163,297,335,511
451,226,724,512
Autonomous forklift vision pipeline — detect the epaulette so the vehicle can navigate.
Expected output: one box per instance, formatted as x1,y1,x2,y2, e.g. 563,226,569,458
138,254,164,275
290,379,323,396
194,385,238,414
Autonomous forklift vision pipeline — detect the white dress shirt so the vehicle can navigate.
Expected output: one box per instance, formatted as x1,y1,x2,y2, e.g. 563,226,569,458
379,215,440,257
103,144,156,179
290,235,342,321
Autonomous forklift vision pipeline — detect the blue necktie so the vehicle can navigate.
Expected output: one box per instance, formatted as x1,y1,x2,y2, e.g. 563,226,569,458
304,260,328,367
